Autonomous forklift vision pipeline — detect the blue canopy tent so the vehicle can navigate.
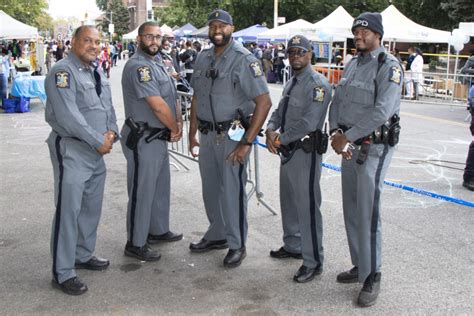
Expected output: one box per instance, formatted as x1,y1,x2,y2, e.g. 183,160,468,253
173,23,198,38
232,24,269,42
189,25,209,38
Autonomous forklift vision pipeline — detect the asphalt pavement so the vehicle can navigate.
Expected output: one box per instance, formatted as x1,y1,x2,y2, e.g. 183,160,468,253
0,59,472,315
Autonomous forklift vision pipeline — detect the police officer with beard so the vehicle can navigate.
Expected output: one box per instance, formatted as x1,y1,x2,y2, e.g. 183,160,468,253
266,35,331,283
121,22,182,262
188,9,272,268
329,13,403,307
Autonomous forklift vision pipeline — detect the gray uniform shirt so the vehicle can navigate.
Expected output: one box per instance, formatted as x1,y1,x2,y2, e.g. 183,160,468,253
329,47,403,142
191,40,269,122
267,64,332,145
45,52,119,149
122,48,178,128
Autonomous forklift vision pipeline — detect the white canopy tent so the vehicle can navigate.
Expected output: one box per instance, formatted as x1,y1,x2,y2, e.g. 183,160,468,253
311,6,354,40
257,19,314,41
381,5,451,43
122,26,138,40
0,10,38,40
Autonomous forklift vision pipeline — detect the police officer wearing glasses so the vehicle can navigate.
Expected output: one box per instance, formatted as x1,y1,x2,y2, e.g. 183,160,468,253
329,13,403,307
121,22,183,262
266,35,331,283
45,25,119,295
188,9,272,268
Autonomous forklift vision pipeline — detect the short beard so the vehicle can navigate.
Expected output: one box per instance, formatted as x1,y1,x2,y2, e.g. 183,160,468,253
140,42,159,56
210,33,232,47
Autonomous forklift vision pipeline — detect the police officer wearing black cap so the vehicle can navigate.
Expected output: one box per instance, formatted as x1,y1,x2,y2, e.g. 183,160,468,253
329,12,403,307
266,35,331,283
188,9,272,268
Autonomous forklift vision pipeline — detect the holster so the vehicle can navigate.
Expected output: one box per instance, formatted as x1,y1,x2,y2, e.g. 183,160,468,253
125,117,147,150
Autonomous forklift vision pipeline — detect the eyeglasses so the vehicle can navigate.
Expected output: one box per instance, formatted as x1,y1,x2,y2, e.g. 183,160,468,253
287,49,308,58
141,34,162,41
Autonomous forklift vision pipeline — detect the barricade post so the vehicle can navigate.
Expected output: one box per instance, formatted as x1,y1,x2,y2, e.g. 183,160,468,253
169,91,278,216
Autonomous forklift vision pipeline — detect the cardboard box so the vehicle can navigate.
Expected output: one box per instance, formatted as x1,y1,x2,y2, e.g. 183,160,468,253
454,82,468,99
433,79,454,91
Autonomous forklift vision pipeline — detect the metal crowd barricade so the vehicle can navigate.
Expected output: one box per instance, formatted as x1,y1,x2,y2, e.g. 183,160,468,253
168,91,277,215
401,71,472,104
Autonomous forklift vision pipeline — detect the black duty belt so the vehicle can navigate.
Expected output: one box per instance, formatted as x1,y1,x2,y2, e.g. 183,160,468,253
339,114,400,147
198,118,233,134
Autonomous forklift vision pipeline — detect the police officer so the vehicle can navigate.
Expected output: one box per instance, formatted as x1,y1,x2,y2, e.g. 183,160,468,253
266,35,331,283
121,22,182,262
329,13,403,307
45,26,119,295
188,9,272,268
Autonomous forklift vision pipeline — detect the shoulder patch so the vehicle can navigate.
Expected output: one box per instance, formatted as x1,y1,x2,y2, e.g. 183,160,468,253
313,87,325,102
389,66,402,85
249,62,263,77
137,66,152,82
55,71,70,88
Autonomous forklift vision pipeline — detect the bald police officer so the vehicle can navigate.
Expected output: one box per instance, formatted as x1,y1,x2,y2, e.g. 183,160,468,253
329,13,403,307
45,25,119,295
188,9,272,268
266,35,331,283
121,22,182,262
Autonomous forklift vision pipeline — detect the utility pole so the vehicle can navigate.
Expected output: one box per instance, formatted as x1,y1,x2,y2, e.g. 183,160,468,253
274,0,278,29
109,11,113,42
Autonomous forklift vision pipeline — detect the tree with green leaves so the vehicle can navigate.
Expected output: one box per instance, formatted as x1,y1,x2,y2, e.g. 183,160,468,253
99,0,131,37
441,0,474,27
153,0,464,32
0,0,54,33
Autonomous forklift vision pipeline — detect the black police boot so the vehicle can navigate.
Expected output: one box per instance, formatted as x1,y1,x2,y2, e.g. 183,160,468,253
336,266,359,283
293,264,323,283
357,272,382,307
189,238,229,253
75,256,110,271
269,246,303,259
223,247,246,268
51,277,88,295
462,180,474,191
124,241,161,261
147,231,183,244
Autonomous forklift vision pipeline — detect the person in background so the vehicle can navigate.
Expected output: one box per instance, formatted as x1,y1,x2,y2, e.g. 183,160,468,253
0,46,11,105
45,48,53,73
55,41,65,62
462,85,474,191
410,47,424,100
99,46,111,78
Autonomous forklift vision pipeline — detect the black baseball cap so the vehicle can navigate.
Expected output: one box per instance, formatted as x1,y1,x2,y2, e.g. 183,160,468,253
287,35,312,52
207,9,233,25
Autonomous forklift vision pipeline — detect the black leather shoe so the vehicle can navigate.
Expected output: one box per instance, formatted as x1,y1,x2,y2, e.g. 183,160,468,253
336,266,359,283
223,247,246,268
51,277,88,295
293,264,323,283
147,231,183,244
463,180,474,191
270,246,303,259
189,238,228,253
75,256,110,271
357,272,382,307
124,242,161,261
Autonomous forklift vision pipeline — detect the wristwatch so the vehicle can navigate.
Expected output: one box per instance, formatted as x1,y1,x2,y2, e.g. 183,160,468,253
239,135,252,146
